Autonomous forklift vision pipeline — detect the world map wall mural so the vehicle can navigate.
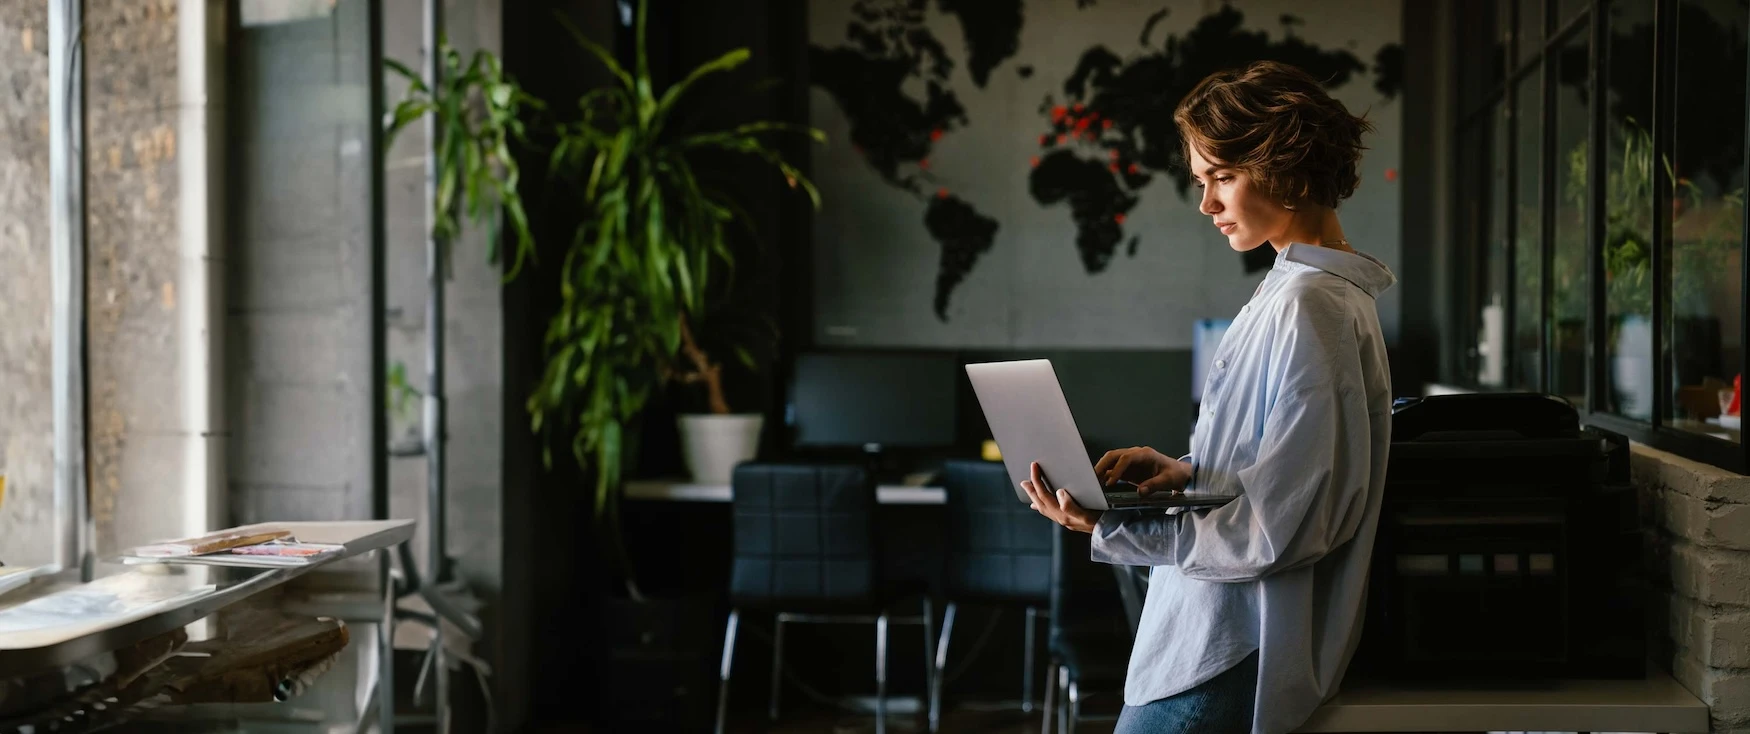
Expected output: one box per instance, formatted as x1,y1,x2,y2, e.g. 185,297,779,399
809,0,1404,349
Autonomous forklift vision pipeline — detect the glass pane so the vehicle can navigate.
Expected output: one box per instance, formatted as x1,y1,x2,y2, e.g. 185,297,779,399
1480,101,1512,388
1551,31,1590,407
1560,0,1592,29
1519,0,1547,64
1514,73,1545,390
1461,0,1509,116
1668,0,1746,442
1603,0,1654,421
1500,0,1517,54
1455,121,1480,383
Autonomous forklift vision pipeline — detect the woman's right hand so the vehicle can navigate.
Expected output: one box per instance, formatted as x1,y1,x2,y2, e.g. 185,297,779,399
1093,446,1191,496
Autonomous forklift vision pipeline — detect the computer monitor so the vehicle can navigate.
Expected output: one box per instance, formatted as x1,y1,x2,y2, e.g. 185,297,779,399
787,352,959,451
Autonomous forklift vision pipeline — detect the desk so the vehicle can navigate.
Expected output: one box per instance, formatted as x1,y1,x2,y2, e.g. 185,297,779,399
1297,668,1708,732
625,479,946,504
0,520,412,678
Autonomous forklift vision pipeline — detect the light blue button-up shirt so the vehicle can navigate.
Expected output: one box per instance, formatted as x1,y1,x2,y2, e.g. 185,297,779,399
1090,243,1396,734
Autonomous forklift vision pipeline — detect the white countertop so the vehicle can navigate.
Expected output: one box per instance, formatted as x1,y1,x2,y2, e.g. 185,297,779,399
624,479,946,505
1297,667,1708,732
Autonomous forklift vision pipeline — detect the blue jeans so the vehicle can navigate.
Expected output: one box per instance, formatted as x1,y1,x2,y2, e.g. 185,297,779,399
1113,650,1259,734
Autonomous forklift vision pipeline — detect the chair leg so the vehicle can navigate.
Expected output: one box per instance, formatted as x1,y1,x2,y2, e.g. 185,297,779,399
920,598,934,728
929,601,957,733
1066,679,1081,734
1022,606,1038,713
874,612,889,734
1055,666,1070,734
715,608,740,734
768,615,785,721
1040,661,1057,734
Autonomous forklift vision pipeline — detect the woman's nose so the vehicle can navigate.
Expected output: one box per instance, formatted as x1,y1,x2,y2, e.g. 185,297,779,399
1199,189,1220,215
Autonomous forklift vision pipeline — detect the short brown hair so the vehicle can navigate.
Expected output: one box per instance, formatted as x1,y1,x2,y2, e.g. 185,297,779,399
1174,61,1374,210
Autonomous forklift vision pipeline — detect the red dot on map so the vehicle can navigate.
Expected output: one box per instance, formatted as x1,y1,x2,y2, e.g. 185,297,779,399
1385,168,1398,182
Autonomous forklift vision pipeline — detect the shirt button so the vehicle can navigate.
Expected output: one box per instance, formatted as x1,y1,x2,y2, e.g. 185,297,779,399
1215,359,1227,369
1241,305,1250,313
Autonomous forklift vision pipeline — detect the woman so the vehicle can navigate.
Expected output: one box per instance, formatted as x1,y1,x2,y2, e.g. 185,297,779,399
1021,60,1396,734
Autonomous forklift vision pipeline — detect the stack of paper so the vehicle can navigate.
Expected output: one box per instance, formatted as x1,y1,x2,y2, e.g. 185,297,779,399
126,527,344,569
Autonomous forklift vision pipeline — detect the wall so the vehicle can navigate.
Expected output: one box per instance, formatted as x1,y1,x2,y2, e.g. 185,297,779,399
807,0,1405,350
1638,443,1750,733
83,0,186,556
0,0,54,567
226,2,375,525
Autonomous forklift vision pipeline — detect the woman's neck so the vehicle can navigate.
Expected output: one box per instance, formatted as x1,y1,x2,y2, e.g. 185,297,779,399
1272,207,1352,253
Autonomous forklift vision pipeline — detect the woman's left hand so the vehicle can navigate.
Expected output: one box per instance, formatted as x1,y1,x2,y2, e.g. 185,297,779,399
1022,461,1102,533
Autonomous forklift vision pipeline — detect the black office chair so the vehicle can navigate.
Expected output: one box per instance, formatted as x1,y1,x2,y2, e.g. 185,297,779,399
1044,526,1136,734
715,462,930,734
927,459,1055,731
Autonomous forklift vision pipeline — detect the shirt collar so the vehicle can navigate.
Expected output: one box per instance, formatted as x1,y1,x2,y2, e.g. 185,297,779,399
1276,242,1397,298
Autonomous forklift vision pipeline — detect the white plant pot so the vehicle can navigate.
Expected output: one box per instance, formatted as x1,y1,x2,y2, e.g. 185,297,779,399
1614,315,1653,420
677,413,764,484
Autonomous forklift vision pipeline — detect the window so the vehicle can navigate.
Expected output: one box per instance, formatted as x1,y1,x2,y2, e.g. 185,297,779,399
1451,0,1750,471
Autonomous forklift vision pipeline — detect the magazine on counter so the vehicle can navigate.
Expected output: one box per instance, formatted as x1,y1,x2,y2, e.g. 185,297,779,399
124,526,345,568
225,540,344,566
131,528,293,558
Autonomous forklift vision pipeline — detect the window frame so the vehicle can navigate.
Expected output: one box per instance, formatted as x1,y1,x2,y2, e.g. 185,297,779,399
1449,0,1750,473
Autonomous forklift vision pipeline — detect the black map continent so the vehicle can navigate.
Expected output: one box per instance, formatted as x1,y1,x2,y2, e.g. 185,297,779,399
811,1,1402,321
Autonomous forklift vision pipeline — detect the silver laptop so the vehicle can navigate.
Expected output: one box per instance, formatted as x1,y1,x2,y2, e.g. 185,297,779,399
964,359,1240,511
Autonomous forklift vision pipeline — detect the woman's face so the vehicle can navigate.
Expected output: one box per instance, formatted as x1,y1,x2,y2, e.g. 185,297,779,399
1188,146,1292,252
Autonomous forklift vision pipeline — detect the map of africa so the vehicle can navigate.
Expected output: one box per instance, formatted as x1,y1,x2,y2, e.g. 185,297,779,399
810,0,1402,322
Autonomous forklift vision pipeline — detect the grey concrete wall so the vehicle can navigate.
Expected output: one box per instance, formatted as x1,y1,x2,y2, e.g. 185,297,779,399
0,0,55,567
226,3,375,525
83,0,185,556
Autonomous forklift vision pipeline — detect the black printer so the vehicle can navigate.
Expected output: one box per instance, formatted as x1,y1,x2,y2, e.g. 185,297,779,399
1354,393,1645,679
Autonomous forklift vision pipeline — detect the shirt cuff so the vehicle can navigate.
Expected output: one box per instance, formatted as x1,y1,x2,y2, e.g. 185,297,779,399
1179,453,1196,490
1089,506,1180,567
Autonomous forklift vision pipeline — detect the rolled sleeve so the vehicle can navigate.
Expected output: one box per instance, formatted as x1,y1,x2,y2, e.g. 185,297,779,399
1174,382,1372,582
1090,510,1179,567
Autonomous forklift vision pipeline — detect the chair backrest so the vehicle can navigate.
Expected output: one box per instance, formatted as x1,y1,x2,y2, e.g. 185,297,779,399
729,463,878,607
940,459,1054,603
1049,525,1135,648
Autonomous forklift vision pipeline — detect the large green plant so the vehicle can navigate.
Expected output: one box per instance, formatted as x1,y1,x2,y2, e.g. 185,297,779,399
526,1,821,534
383,8,822,587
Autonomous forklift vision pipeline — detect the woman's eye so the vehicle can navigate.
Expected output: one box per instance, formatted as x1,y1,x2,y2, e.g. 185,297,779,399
1215,176,1233,183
